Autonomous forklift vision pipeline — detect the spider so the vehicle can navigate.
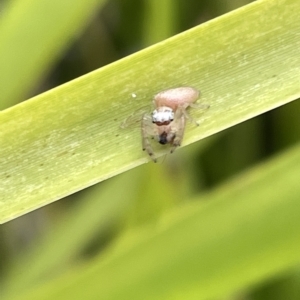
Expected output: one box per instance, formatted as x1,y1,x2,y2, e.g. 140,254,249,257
142,87,205,162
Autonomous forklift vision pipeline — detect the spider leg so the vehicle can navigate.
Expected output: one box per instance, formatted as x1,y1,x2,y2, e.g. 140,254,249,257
172,103,197,127
181,102,210,126
189,103,210,110
170,115,186,153
170,102,210,153
141,114,157,162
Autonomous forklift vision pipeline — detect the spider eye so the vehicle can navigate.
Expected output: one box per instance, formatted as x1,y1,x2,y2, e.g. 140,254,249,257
152,108,174,123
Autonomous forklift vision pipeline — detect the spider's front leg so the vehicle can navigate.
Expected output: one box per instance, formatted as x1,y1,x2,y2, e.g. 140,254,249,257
141,114,157,162
170,114,186,154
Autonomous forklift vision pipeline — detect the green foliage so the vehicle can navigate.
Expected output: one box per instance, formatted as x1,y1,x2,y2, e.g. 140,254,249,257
1,0,300,300
1,0,300,223
0,0,107,109
7,143,300,300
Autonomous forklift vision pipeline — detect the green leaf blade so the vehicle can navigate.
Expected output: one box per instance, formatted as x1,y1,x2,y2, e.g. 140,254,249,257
0,0,107,109
1,0,300,223
7,142,300,300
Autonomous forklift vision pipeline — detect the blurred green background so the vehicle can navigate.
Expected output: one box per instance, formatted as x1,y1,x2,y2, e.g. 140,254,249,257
1,0,300,299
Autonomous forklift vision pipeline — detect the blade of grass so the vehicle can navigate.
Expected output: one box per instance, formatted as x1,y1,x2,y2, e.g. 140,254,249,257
6,141,300,300
3,162,183,296
143,0,177,45
3,168,140,295
0,0,107,109
1,0,300,223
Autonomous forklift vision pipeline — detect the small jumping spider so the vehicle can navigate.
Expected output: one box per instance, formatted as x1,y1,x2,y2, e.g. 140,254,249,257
142,87,203,162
